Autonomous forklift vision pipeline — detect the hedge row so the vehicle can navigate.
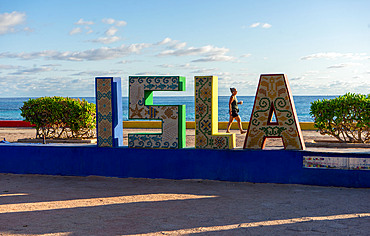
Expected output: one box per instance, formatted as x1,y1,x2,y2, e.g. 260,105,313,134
310,93,370,143
20,97,96,139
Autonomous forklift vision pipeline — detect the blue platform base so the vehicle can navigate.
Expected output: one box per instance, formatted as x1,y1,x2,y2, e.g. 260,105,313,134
0,145,369,188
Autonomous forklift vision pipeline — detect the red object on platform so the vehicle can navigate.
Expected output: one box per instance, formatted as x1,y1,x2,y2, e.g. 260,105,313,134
0,121,35,127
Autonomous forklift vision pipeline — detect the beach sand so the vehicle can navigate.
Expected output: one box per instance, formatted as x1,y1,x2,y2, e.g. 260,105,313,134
0,173,369,235
0,127,334,148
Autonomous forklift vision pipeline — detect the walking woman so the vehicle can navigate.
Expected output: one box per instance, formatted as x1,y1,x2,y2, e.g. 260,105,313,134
226,88,246,134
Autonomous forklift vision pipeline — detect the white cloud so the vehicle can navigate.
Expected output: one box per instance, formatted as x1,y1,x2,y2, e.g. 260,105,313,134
23,27,34,33
102,18,127,27
69,27,82,35
156,37,172,45
156,37,187,49
0,43,151,61
249,22,272,29
11,66,53,75
41,64,61,67
262,23,272,28
116,60,141,64
90,36,121,44
102,18,115,24
135,71,165,76
0,75,97,97
192,55,234,62
171,42,187,49
105,26,118,36
70,26,93,35
301,52,369,60
159,45,229,57
0,37,235,66
178,63,199,70
240,53,252,58
156,63,200,70
0,11,26,35
75,18,94,25
115,20,127,27
0,64,23,69
289,77,304,81
157,64,175,68
327,62,362,69
71,70,126,76
191,68,218,74
250,22,260,28
158,44,235,63
85,26,93,34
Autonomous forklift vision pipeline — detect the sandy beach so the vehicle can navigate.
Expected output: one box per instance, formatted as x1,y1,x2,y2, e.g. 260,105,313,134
3,127,370,152
0,127,335,148
0,174,369,235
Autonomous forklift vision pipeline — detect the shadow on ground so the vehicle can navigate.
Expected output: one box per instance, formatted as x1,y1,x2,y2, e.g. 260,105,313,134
0,174,369,235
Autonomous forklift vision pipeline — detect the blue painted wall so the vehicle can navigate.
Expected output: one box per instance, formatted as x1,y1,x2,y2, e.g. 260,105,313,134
0,145,369,188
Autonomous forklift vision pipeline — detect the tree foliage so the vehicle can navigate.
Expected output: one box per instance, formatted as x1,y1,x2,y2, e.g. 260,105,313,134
20,97,96,139
310,93,370,143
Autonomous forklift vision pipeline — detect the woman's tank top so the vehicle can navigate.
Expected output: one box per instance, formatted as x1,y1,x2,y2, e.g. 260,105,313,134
231,96,238,111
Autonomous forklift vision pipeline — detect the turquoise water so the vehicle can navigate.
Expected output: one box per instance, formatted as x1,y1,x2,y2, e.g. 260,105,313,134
0,96,336,122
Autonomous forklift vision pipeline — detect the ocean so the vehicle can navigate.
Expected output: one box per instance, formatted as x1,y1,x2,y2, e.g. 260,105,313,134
0,96,336,122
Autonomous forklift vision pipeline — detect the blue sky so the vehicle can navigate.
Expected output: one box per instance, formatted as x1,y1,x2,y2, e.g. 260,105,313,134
0,0,369,97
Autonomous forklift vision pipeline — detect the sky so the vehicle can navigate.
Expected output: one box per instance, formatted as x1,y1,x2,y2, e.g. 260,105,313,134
0,0,369,97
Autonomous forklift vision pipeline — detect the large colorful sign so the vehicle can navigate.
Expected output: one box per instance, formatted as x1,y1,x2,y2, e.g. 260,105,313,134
128,76,186,149
95,77,123,147
244,74,305,150
95,74,305,150
195,76,235,149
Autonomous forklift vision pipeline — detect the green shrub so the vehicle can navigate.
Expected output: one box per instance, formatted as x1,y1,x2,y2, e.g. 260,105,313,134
20,97,96,139
310,93,370,143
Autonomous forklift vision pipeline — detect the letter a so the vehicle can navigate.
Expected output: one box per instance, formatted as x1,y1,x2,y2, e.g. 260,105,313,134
244,74,305,150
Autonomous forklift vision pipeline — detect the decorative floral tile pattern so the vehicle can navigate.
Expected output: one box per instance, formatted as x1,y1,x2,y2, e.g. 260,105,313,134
96,78,113,147
195,76,235,149
303,156,370,170
128,76,186,149
244,74,305,150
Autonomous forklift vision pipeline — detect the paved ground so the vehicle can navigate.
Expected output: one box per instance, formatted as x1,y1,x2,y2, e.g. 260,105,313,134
0,174,369,235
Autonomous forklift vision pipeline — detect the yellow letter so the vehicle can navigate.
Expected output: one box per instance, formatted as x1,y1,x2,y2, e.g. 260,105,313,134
195,76,235,149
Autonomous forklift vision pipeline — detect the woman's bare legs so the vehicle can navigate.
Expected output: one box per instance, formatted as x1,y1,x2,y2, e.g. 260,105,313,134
226,115,234,133
235,116,246,134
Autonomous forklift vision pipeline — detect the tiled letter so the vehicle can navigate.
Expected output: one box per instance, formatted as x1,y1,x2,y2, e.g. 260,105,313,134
95,77,123,147
195,76,235,149
128,76,186,148
244,74,305,150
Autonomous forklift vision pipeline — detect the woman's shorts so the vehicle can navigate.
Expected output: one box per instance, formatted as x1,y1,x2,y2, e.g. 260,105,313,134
231,109,239,118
